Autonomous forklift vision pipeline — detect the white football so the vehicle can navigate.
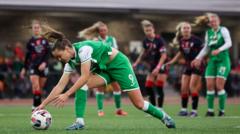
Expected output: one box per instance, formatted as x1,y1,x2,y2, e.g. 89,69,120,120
31,109,52,130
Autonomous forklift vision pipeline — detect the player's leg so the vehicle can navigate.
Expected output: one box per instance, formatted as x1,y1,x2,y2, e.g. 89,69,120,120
127,89,175,128
30,74,41,110
215,60,231,116
66,74,106,130
107,53,175,128
178,74,190,116
145,74,156,106
205,60,217,117
205,78,215,116
111,82,128,116
156,73,167,108
189,74,202,117
216,78,227,116
95,86,105,117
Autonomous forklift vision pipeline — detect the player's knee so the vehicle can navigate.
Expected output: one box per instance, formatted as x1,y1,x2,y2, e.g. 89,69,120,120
181,89,189,95
145,80,154,88
216,84,224,91
133,101,144,110
206,82,214,90
32,83,40,91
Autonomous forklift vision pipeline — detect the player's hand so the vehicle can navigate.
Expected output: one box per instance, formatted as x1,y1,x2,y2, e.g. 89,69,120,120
211,49,220,56
33,104,45,113
165,61,173,66
38,62,46,71
52,93,69,108
20,68,26,79
132,62,138,69
152,67,160,76
191,59,201,68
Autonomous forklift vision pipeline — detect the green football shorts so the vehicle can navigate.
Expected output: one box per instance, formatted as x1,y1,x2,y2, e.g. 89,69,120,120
96,52,140,92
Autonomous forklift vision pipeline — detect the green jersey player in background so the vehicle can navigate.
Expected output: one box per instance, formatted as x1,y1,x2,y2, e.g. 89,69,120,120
192,13,232,117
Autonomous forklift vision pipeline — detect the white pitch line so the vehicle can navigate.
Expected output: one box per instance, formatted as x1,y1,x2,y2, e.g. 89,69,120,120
233,126,240,128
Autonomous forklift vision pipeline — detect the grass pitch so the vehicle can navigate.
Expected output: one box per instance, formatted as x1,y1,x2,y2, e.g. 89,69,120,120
0,101,239,134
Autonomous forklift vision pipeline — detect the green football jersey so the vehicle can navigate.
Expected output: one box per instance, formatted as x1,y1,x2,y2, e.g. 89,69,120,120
64,40,112,73
98,35,118,49
207,26,230,60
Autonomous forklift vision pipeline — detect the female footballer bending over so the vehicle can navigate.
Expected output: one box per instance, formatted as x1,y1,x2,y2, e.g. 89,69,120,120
36,27,176,129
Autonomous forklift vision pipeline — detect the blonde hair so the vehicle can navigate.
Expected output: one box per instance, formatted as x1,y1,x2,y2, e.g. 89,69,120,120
141,20,154,29
77,21,106,40
170,22,190,48
32,19,41,26
193,12,219,27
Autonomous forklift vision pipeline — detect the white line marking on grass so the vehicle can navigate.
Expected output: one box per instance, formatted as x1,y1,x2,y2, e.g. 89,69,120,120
180,116,240,119
222,116,240,119
233,126,240,128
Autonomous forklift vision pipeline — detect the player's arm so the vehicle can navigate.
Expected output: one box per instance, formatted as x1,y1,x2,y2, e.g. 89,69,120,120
192,33,209,68
133,48,145,67
20,41,31,78
65,61,91,97
112,37,119,49
40,72,71,107
42,39,50,64
166,51,182,65
52,46,93,107
64,46,92,96
153,38,167,72
218,27,232,52
195,32,210,60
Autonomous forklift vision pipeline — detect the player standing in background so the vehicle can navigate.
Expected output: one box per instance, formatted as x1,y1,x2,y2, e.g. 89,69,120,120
78,21,127,117
133,20,168,109
192,13,232,116
166,22,203,117
20,20,50,111
35,26,176,129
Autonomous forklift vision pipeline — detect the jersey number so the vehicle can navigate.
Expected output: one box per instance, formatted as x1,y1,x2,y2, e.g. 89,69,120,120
219,66,226,75
128,74,135,86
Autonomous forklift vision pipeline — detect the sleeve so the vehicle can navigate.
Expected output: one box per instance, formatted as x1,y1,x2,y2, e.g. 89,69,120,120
195,32,210,59
112,37,119,49
78,46,93,64
142,39,147,49
218,27,232,52
195,37,204,50
23,40,31,69
159,37,167,53
63,63,74,73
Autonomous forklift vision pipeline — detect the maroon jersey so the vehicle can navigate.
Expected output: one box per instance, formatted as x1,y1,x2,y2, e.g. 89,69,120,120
179,35,203,64
142,34,167,66
24,36,50,69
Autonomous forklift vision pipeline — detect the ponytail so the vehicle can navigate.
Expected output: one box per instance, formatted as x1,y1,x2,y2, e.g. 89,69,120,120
77,21,106,40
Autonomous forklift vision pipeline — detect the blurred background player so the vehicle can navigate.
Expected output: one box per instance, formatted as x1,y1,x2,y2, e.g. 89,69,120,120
20,20,50,110
78,21,127,117
192,13,232,116
166,22,203,117
133,20,168,109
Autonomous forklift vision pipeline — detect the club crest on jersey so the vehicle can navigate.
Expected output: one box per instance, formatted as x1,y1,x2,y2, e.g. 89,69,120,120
42,40,46,45
36,40,41,45
190,42,194,47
